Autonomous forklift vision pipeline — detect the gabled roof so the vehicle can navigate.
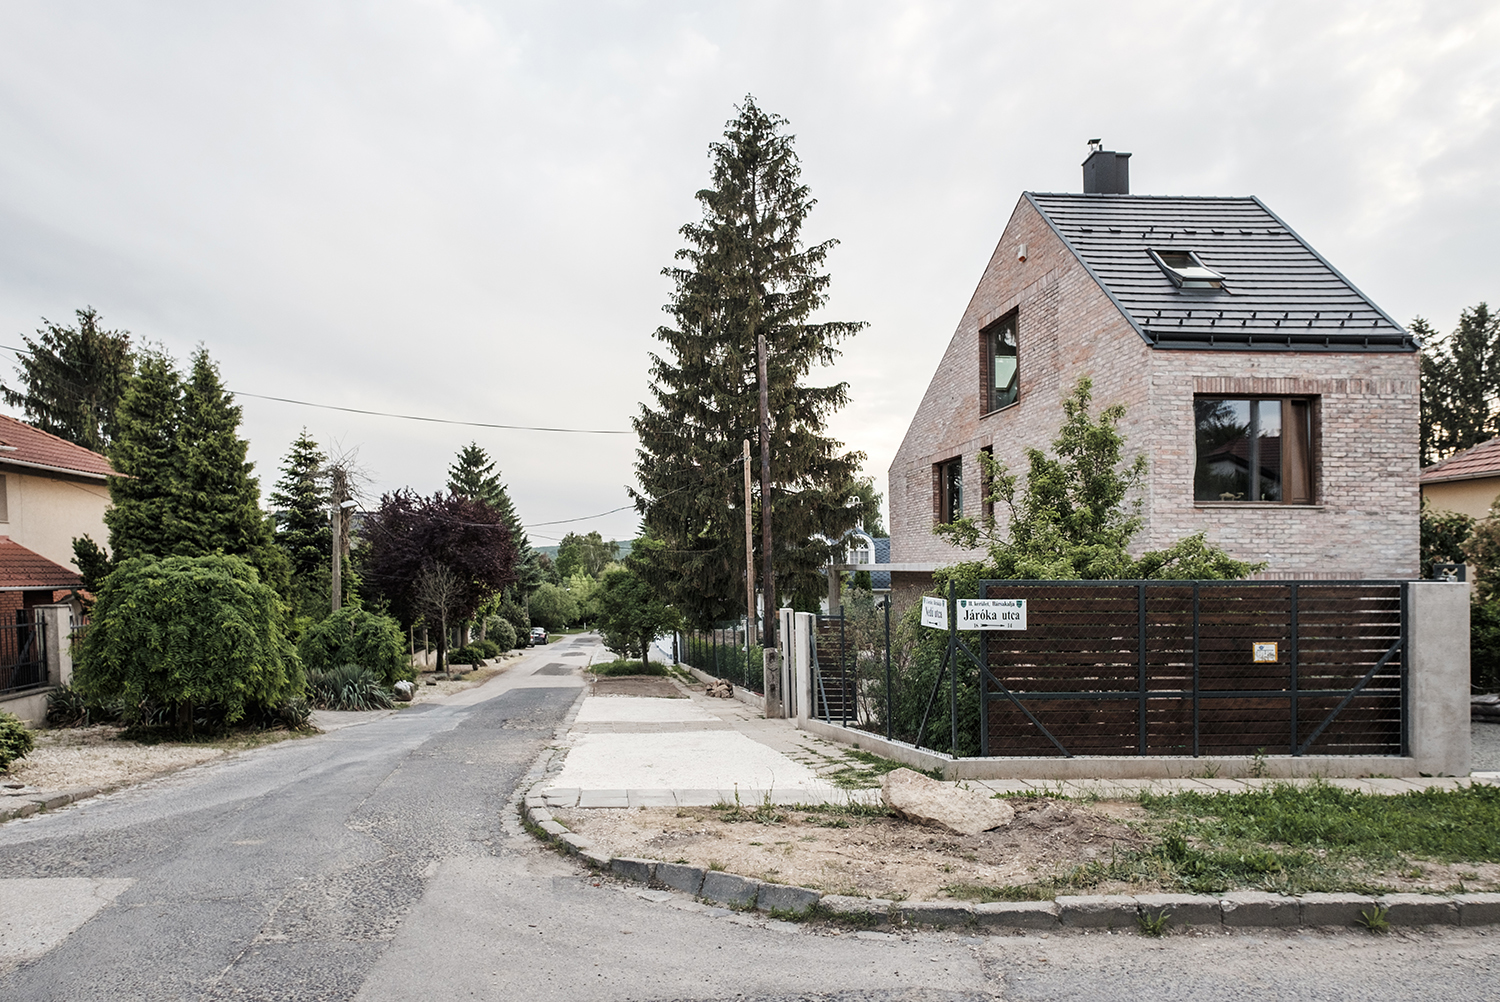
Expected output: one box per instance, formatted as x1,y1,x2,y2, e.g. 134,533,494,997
1420,437,1500,485
1025,193,1414,353
0,414,115,480
0,536,82,591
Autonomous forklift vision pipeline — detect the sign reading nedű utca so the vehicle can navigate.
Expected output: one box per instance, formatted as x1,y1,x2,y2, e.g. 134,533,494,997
921,597,1028,630
956,598,1027,631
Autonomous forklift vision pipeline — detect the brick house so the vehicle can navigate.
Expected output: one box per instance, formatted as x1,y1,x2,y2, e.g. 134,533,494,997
887,149,1420,610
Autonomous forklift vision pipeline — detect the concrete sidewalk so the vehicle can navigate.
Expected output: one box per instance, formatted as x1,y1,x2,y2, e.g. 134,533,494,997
539,635,1498,810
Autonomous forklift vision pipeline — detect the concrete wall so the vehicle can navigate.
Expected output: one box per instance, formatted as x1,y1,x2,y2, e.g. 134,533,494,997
887,195,1421,581
1409,581,1470,776
1,469,110,571
1423,477,1500,521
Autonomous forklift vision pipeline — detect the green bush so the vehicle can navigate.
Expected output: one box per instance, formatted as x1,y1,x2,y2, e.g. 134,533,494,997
588,659,669,677
0,711,34,770
298,605,411,686
485,616,518,652
306,664,394,711
475,639,501,659
448,643,497,666
75,554,303,729
499,595,530,641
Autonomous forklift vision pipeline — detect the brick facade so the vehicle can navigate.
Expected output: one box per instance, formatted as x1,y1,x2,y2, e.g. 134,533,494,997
889,196,1419,581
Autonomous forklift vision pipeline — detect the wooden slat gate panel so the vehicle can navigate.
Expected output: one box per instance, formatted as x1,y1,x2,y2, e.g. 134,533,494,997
979,580,1405,758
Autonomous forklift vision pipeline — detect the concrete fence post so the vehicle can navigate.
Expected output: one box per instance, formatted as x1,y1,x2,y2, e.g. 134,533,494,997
793,611,815,726
35,604,73,688
1407,581,1470,776
778,608,794,718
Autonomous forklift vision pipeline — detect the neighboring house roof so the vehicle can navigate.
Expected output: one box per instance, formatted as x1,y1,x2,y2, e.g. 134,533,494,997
1420,437,1500,485
0,414,115,480
1024,194,1415,353
872,537,891,591
0,536,83,591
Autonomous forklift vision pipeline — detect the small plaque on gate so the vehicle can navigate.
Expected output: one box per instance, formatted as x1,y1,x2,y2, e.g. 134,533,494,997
920,595,949,630
1253,642,1279,663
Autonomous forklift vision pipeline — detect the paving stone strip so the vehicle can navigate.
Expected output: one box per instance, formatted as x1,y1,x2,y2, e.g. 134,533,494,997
521,774,1500,933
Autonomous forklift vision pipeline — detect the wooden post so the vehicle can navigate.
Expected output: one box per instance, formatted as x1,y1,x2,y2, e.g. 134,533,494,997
743,439,756,647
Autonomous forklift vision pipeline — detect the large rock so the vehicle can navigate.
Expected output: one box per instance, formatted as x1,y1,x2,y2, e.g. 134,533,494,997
880,767,1014,836
393,680,414,702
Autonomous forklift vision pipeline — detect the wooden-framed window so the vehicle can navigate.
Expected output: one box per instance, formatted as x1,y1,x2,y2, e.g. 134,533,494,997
981,312,1019,414
1194,397,1315,504
935,457,964,524
979,446,995,523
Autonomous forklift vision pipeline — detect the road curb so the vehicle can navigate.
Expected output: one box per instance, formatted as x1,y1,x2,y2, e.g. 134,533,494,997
519,779,1500,933
0,784,107,822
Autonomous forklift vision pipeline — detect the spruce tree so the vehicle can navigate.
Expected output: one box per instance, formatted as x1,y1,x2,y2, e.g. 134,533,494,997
103,347,183,561
447,442,542,596
632,96,868,628
1418,304,1500,465
1,307,135,453
173,349,278,567
270,429,331,578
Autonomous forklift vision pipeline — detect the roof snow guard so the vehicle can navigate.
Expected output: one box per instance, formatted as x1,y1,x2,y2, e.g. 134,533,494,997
1026,193,1415,353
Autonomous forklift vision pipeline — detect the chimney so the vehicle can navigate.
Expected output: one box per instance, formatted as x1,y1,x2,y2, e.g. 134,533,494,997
1082,141,1130,194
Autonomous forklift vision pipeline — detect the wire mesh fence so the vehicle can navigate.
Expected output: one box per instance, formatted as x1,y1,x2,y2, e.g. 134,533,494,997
681,624,764,695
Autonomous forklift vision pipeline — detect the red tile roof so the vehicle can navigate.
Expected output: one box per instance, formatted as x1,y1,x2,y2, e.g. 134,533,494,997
1421,437,1500,485
0,414,114,479
0,536,82,590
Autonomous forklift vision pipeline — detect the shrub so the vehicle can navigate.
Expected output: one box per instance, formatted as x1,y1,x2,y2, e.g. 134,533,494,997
46,685,90,728
0,711,34,770
448,645,492,666
498,595,530,641
306,664,394,711
485,616,518,652
75,554,303,729
475,639,501,659
298,605,410,686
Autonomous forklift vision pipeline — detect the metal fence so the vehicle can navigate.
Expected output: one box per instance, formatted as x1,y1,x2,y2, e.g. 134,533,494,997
681,624,764,695
811,580,1407,760
0,611,48,696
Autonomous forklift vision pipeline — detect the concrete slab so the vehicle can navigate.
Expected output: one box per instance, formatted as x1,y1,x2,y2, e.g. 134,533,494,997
973,901,1060,929
654,862,705,896
573,696,722,724
576,791,629,808
1134,893,1220,929
0,878,135,965
898,901,974,927
1378,893,1459,926
1455,893,1500,926
625,791,678,808
1298,892,1377,927
1220,891,1299,928
756,883,820,914
550,731,824,793
700,871,760,907
1057,895,1137,929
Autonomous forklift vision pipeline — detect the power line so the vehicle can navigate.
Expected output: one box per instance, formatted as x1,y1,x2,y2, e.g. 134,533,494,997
232,391,634,435
0,343,633,435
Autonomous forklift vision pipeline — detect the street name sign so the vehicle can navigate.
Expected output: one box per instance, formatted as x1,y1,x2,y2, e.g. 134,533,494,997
956,598,1027,631
920,595,949,629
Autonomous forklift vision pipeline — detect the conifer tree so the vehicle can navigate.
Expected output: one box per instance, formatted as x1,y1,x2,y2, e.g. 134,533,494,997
632,96,870,628
103,347,183,561
1418,304,1500,466
1,307,135,453
447,442,541,596
270,429,331,578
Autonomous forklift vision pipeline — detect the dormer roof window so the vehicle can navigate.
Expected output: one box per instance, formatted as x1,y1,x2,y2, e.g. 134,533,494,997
1149,249,1225,290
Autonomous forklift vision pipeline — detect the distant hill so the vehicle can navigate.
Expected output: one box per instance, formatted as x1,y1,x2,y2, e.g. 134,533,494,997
534,538,635,562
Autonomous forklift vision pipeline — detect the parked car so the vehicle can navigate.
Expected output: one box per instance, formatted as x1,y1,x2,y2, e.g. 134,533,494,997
529,627,548,646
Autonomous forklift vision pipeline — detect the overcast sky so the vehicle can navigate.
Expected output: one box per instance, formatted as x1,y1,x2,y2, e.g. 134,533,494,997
1,1,1495,545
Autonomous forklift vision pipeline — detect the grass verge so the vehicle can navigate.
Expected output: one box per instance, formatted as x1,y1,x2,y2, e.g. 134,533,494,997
587,659,670,677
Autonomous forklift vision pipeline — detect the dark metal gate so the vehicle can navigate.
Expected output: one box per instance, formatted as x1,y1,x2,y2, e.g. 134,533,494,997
814,615,855,724
976,580,1406,758
0,610,48,696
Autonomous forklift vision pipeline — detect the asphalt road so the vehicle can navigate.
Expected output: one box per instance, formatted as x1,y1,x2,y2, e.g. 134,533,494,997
0,649,1496,1000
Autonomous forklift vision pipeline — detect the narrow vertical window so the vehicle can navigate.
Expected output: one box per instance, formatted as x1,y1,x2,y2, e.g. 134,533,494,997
979,446,995,523
984,314,1019,413
936,457,964,524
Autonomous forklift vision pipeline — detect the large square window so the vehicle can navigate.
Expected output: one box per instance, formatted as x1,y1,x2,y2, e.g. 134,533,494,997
1194,397,1314,503
983,314,1018,413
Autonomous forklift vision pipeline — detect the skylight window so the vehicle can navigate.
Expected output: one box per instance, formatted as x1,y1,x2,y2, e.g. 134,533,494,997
1149,249,1226,290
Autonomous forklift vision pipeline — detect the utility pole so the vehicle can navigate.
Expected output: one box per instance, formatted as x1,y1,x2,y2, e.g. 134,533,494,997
757,332,783,717
329,464,354,613
743,438,756,647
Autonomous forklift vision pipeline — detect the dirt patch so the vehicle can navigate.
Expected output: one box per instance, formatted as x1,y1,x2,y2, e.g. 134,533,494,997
557,797,1152,900
410,663,508,703
2,725,232,794
590,676,683,698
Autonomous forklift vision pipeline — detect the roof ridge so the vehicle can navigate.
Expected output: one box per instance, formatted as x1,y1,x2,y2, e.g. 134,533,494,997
0,413,109,461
